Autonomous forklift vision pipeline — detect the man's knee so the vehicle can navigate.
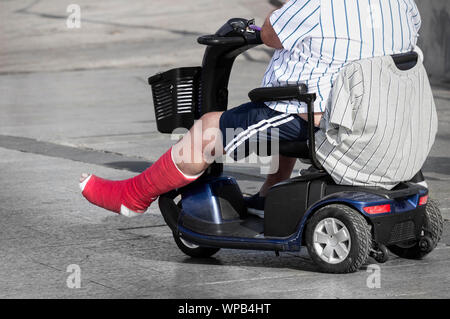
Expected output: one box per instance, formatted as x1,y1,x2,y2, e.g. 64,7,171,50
198,112,224,159
199,112,222,130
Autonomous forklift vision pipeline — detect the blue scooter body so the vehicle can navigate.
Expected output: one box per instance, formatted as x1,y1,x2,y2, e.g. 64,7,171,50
151,18,438,272
174,175,428,253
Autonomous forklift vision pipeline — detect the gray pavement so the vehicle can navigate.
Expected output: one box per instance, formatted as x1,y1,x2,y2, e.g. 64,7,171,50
0,0,449,299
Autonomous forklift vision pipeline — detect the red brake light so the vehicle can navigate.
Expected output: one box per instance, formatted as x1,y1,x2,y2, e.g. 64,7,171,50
419,195,428,206
363,204,391,215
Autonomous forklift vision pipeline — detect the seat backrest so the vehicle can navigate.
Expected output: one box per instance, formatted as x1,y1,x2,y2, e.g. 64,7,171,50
314,49,436,189
391,51,418,71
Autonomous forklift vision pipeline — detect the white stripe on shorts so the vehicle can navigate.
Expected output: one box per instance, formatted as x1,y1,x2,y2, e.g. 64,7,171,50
224,113,292,153
226,115,296,154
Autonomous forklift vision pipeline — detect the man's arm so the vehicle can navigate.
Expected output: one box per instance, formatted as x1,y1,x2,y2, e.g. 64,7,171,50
261,1,323,125
260,0,287,49
261,13,283,50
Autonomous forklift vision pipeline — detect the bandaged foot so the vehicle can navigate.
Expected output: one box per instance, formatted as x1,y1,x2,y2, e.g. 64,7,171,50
79,148,202,217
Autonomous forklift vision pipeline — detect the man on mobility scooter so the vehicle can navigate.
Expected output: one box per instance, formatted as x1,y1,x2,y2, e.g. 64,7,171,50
79,0,443,273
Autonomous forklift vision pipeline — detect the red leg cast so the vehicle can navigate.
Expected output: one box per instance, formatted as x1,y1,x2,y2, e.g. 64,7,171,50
80,148,200,216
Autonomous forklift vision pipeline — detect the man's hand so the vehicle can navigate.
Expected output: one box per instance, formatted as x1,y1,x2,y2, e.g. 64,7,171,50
299,113,324,127
261,11,283,49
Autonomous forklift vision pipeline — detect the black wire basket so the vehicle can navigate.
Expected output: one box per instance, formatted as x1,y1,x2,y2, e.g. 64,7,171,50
148,67,202,133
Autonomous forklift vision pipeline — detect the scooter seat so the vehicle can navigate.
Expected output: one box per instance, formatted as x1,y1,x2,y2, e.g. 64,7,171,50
279,140,310,159
248,140,310,159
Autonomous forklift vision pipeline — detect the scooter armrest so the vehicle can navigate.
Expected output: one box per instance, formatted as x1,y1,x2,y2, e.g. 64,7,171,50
248,85,315,103
248,85,322,170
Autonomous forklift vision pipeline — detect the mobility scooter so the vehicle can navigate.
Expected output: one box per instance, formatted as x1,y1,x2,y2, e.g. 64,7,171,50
148,18,443,273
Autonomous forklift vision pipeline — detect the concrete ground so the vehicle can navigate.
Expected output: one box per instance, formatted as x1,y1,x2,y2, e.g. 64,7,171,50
0,0,449,299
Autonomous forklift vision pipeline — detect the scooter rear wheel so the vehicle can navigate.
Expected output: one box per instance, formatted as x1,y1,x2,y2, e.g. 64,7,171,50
387,199,443,259
305,204,371,273
173,233,220,258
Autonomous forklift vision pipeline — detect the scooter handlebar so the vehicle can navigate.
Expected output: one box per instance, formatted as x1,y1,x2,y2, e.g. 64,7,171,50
197,31,262,46
197,18,263,46
197,35,246,46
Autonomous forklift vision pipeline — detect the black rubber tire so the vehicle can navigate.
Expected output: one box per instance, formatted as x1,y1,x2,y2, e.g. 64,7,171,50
173,233,220,258
305,204,372,273
387,199,443,259
373,244,389,263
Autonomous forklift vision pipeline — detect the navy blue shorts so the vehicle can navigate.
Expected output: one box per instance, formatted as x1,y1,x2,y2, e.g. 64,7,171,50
219,102,310,160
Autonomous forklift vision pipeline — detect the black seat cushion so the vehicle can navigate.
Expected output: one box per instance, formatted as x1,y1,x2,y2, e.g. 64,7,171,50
247,140,310,159
279,140,310,158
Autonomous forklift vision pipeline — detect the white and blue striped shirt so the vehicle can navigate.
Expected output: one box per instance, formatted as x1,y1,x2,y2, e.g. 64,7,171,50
262,0,422,114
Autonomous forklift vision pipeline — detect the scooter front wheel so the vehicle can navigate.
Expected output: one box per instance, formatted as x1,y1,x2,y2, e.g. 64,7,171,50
173,233,220,258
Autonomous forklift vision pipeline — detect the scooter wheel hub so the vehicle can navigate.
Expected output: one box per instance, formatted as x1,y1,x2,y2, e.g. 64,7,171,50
313,218,352,264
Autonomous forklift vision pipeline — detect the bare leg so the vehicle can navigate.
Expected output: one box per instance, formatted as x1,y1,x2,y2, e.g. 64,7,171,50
80,112,224,183
259,155,297,197
173,112,224,175
79,112,226,215
79,110,296,215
